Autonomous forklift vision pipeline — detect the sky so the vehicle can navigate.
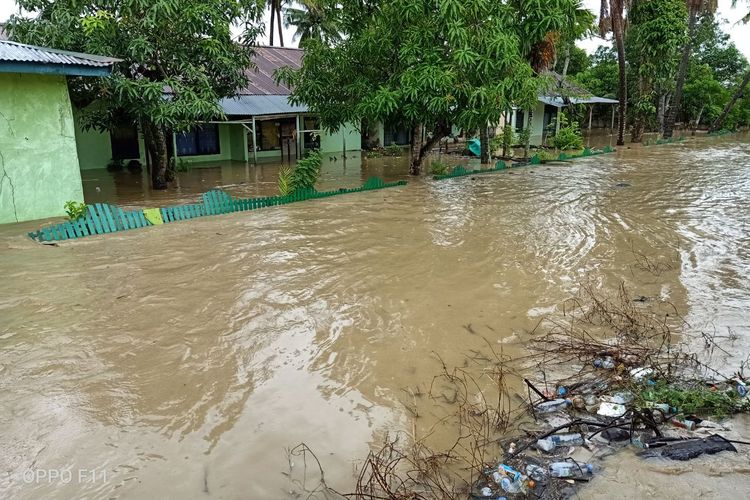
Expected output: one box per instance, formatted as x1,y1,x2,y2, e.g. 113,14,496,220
1,0,748,58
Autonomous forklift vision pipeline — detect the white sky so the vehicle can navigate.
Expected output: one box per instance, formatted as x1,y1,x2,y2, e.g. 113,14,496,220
1,0,748,57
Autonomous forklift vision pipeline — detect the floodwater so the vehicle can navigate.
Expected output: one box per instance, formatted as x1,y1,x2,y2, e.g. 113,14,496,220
1,134,749,499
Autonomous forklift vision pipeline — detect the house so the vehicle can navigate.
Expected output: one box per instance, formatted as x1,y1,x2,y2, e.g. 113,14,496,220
0,39,119,224
75,47,362,170
507,73,618,146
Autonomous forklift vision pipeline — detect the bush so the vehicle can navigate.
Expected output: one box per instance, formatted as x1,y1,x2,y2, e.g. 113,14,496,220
430,161,450,175
550,113,584,151
501,126,515,157
64,201,87,220
278,150,322,195
385,144,403,156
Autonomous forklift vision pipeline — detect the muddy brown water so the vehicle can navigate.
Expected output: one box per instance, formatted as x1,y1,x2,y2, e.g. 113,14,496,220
1,134,749,498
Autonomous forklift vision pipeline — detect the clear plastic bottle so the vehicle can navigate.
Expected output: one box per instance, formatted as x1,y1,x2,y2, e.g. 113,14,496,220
549,461,593,478
535,398,571,414
549,433,584,446
499,477,524,494
525,464,547,482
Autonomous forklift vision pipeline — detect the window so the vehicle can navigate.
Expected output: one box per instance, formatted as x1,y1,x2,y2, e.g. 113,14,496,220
303,116,320,149
383,121,410,146
176,124,220,156
110,126,140,160
515,111,525,132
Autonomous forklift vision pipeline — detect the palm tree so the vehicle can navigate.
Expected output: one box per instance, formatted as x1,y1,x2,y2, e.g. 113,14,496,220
284,0,342,44
662,0,718,138
269,0,285,46
599,0,628,146
710,0,750,131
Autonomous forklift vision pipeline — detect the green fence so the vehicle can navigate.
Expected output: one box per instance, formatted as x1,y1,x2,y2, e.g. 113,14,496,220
28,177,407,243
433,146,617,181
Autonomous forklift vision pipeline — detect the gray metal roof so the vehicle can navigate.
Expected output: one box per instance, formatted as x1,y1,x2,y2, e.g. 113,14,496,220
0,39,120,67
219,95,308,116
539,95,618,108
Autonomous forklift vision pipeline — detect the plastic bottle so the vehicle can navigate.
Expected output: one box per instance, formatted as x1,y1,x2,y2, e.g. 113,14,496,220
737,382,748,397
535,433,583,452
525,464,547,482
593,357,615,369
499,477,524,494
549,461,594,478
497,464,522,481
535,398,571,414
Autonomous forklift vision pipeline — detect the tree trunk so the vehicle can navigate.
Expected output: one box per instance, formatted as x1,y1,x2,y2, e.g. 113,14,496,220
710,69,750,132
523,110,533,159
663,9,698,139
657,92,667,134
480,125,490,164
611,0,627,146
561,46,571,80
692,104,705,135
631,74,647,143
143,121,169,190
269,3,276,46
276,5,284,47
409,123,449,175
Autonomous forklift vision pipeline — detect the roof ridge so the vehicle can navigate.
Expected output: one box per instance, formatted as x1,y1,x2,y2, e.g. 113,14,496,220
0,39,121,64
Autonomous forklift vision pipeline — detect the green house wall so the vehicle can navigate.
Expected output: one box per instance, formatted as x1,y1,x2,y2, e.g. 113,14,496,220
0,73,84,224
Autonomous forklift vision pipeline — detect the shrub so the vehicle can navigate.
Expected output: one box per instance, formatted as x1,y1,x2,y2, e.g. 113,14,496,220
550,113,584,151
501,126,515,157
278,150,322,195
64,201,87,220
385,144,403,156
430,161,450,175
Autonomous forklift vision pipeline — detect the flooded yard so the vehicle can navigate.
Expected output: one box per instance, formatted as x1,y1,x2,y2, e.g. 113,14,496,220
1,134,749,498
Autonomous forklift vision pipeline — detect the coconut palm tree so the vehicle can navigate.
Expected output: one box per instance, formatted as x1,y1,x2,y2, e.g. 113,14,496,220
662,0,718,138
599,0,628,146
269,0,285,46
284,0,342,44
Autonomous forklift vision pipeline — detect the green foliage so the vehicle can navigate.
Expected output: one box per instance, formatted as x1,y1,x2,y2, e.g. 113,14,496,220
517,127,531,149
278,166,295,196
429,161,450,175
275,0,580,167
64,201,87,221
8,0,264,134
640,380,747,417
549,113,584,150
385,144,403,156
284,0,342,45
278,150,323,195
536,149,557,162
170,157,190,172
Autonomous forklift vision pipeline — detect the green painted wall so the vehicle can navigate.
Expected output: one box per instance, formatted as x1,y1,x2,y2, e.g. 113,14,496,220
229,125,248,161
320,122,361,153
0,73,84,224
74,117,146,170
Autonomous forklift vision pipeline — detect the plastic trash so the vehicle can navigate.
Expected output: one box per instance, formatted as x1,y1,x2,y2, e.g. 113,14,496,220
497,464,522,481
671,418,696,431
536,433,583,452
737,382,747,397
640,434,737,461
478,486,493,498
549,461,594,478
535,398,571,414
499,477,524,494
557,386,568,396
630,367,654,381
597,401,627,417
584,394,600,412
607,392,634,405
525,464,547,482
593,357,615,369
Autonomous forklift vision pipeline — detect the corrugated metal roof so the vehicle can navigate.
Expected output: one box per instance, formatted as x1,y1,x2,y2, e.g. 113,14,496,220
539,95,618,108
219,95,308,116
0,40,120,67
238,46,302,95
0,24,7,41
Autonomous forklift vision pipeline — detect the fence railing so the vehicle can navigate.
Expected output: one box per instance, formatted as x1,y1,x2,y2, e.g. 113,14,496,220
28,177,407,243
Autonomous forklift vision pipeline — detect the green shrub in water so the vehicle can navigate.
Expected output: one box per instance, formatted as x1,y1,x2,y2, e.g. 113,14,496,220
385,144,403,156
550,113,584,151
430,161,450,175
278,150,322,195
640,380,747,417
64,201,87,220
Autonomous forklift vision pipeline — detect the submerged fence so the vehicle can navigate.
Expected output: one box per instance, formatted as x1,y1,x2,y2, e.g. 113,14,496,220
433,146,617,181
28,177,407,243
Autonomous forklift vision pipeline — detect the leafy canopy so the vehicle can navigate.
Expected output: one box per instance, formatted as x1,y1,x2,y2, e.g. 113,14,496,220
277,0,580,137
9,0,264,132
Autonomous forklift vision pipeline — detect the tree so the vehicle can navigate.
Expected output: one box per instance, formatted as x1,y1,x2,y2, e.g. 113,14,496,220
662,0,717,139
9,0,263,190
682,63,727,132
627,0,687,142
710,1,750,131
269,0,286,46
599,0,629,146
284,0,342,45
277,0,576,174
